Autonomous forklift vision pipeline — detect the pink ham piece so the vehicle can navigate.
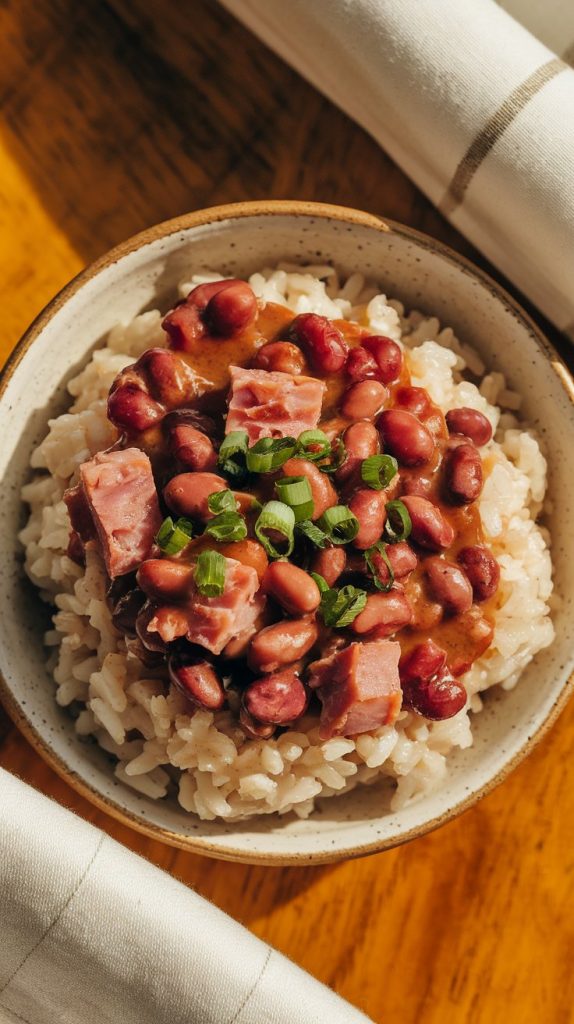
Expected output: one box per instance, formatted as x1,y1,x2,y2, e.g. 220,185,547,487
307,639,402,739
225,365,325,443
78,448,162,578
149,556,261,655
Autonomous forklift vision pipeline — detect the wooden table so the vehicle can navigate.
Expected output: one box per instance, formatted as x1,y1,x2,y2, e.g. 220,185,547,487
1,2,573,1021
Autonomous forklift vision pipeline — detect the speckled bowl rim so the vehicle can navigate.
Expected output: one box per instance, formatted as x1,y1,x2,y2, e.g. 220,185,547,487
1,199,573,865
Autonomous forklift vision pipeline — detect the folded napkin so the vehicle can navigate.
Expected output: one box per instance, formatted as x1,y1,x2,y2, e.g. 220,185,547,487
220,0,574,337
0,769,371,1024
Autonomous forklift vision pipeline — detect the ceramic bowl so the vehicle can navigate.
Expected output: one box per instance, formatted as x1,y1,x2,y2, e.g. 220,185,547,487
1,200,573,865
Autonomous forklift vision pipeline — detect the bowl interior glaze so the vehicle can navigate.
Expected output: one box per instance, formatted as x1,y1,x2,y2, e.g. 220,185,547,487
1,201,573,864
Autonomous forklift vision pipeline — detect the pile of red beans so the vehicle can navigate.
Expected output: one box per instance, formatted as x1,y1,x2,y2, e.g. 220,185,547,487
104,278,500,733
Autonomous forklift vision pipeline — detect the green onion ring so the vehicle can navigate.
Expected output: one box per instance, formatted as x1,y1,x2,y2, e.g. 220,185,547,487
207,489,237,515
318,505,359,545
217,431,249,483
361,454,398,491
246,436,297,473
254,501,295,559
296,520,328,548
296,429,331,462
365,541,395,592
384,499,412,542
274,476,314,522
194,549,226,597
155,516,194,556
204,511,248,543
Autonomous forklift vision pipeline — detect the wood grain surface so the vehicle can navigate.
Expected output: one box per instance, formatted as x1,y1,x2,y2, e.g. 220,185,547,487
0,2,573,1021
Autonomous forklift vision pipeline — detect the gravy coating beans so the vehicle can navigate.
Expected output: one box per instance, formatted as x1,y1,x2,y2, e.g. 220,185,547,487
248,618,319,674
424,557,473,615
163,472,227,520
349,489,388,550
395,386,431,418
341,380,388,420
361,336,403,383
167,423,217,471
107,382,163,433
262,562,321,616
244,670,308,725
282,457,338,520
168,655,225,710
204,281,257,336
399,640,447,684
137,559,193,601
457,546,500,601
377,409,435,466
446,407,492,446
444,443,483,504
370,541,417,585
401,495,455,550
350,590,413,637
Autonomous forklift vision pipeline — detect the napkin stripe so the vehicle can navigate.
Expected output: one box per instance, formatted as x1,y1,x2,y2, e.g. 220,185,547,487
0,834,105,1000
227,948,272,1023
440,57,568,216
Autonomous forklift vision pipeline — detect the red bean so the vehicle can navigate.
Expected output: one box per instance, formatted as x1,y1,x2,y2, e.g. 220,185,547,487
244,670,308,725
205,281,257,336
361,335,403,383
399,640,447,685
239,707,276,740
370,541,417,585
168,654,225,711
163,472,227,520
137,559,193,601
166,424,216,471
311,546,347,587
457,546,500,601
288,313,348,374
107,382,164,433
345,346,380,382
248,617,319,673
162,302,205,353
336,421,379,483
110,588,146,637
395,386,431,418
444,443,483,504
162,407,218,441
400,475,433,498
217,539,269,582
253,341,306,375
378,409,435,466
401,665,467,720
135,348,192,407
401,495,455,550
348,488,388,550
424,557,473,615
282,457,338,520
350,589,413,637
262,562,321,616
185,279,245,310
341,380,388,420
446,407,492,446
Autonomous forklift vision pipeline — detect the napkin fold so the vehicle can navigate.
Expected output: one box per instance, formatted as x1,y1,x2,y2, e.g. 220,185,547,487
220,0,574,337
0,769,371,1024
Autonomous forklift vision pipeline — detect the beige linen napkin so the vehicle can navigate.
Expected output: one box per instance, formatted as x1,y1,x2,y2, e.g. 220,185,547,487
0,769,372,1024
220,0,574,337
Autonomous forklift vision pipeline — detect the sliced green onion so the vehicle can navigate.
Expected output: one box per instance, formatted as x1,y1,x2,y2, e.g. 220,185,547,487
194,549,226,597
318,505,359,545
310,572,330,594
361,454,398,491
207,489,237,515
155,516,194,556
296,429,331,462
297,520,327,548
319,436,347,475
274,476,314,522
246,436,297,473
204,511,247,543
365,541,395,593
319,584,367,628
255,501,295,559
384,499,412,542
217,431,249,483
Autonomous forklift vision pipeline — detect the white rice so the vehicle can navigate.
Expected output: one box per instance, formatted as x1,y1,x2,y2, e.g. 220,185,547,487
19,266,555,820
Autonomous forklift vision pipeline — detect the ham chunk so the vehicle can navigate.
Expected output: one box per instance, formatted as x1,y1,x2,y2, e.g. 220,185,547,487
150,556,261,655
78,448,162,578
226,366,325,443
308,640,402,739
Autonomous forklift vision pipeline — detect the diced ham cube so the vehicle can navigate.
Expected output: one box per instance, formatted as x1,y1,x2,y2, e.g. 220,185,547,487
78,448,162,578
225,366,325,443
307,640,402,739
149,556,261,656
